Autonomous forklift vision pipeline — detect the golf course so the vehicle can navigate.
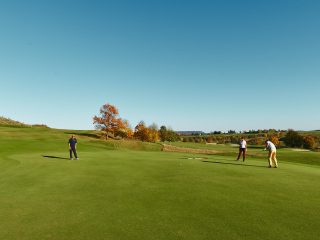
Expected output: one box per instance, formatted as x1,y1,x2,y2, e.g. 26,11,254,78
0,126,319,240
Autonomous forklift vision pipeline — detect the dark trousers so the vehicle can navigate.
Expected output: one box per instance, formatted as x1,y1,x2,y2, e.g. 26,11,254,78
69,148,78,159
237,148,246,161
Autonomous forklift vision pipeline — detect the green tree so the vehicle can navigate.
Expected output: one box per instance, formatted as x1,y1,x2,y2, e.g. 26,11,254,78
159,126,167,142
159,126,180,142
284,129,304,148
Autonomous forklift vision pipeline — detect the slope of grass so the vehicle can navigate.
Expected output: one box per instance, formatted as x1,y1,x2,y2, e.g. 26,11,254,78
1,127,320,240
0,116,49,128
0,116,29,127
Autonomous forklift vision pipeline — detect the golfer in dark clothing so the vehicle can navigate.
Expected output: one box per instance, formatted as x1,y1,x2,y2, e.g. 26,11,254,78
237,137,247,162
68,135,78,160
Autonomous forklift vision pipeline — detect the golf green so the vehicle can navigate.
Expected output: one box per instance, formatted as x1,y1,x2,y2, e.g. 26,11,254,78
1,127,319,240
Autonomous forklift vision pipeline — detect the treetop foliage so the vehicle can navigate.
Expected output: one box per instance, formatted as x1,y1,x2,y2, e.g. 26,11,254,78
93,103,128,139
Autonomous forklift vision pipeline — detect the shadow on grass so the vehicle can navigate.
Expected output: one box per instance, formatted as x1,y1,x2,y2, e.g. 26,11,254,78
42,155,69,160
202,160,267,168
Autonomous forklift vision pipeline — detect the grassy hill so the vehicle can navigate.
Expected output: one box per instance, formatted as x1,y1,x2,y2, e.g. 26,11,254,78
0,116,49,128
0,126,320,240
0,116,29,127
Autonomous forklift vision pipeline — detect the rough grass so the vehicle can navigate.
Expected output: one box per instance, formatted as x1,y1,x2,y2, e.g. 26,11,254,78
0,116,49,128
0,116,29,127
1,127,320,240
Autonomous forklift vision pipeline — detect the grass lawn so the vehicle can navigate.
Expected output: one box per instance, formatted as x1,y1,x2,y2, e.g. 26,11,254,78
1,127,320,240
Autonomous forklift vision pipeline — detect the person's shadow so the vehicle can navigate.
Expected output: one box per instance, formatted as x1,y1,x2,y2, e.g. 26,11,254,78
202,160,267,168
42,155,69,160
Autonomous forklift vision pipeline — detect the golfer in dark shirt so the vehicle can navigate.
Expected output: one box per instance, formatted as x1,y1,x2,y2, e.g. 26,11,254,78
68,135,78,160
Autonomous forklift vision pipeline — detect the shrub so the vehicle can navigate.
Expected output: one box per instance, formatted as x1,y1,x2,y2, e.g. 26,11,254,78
303,135,317,149
230,136,240,144
115,129,128,138
159,126,180,142
206,136,214,143
250,137,265,145
284,129,304,148
216,137,225,144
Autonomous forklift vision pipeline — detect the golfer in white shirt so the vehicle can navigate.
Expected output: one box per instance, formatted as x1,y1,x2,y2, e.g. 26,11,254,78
265,140,278,168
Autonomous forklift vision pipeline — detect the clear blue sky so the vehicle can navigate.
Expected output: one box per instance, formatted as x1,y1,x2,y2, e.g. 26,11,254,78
1,0,319,132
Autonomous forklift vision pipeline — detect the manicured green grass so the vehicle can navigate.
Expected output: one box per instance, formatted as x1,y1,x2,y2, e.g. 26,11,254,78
167,141,320,166
1,127,320,240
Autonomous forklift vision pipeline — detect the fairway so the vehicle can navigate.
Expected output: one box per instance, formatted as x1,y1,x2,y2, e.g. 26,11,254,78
1,127,320,240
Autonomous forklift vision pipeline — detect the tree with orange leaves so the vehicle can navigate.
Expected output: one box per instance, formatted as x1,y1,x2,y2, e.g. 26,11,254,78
133,121,160,142
133,121,149,141
269,135,280,146
93,103,129,140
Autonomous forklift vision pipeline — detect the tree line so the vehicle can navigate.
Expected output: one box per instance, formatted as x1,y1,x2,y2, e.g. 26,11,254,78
181,130,319,150
93,103,319,150
93,103,179,142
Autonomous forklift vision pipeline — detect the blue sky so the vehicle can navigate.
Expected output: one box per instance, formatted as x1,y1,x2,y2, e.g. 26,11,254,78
0,0,319,132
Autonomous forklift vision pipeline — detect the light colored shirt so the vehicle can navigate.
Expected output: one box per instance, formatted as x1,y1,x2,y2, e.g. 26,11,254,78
266,141,276,151
240,140,247,149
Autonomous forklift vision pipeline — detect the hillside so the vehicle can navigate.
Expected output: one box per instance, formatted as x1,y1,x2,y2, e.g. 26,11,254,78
0,116,29,127
0,116,48,128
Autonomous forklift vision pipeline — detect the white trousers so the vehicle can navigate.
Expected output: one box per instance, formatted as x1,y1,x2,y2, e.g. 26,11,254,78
268,150,278,167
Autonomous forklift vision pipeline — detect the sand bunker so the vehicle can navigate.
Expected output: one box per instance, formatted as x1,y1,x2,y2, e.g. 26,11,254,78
291,149,310,152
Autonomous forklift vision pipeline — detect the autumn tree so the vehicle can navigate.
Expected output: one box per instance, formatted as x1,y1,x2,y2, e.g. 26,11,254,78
93,103,129,140
148,123,160,142
133,121,160,142
115,123,133,139
269,135,280,146
116,127,133,139
303,135,317,149
134,121,150,142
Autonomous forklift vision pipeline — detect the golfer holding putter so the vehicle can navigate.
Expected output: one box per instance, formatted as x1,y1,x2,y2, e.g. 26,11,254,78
68,135,78,160
264,140,278,168
237,137,247,162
